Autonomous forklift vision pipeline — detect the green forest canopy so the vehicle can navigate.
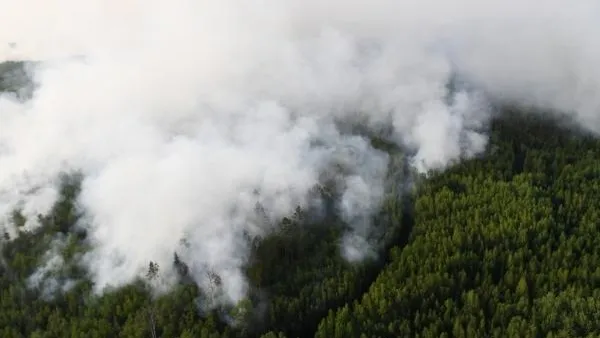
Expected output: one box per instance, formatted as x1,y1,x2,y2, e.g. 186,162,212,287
1,92,600,336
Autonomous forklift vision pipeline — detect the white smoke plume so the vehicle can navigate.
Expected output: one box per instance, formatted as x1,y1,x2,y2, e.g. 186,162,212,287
26,236,77,300
1,0,599,305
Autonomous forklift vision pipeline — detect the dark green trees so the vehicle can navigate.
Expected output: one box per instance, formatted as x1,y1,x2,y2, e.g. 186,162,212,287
2,111,600,337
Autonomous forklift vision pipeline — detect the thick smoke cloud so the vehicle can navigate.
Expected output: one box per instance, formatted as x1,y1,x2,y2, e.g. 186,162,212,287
0,0,599,305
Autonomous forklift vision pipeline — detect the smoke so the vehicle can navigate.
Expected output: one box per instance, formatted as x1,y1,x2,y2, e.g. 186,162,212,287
26,236,77,300
1,0,600,305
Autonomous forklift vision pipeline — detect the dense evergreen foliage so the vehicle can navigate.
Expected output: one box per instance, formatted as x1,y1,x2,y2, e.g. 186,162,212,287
2,102,600,337
315,113,600,338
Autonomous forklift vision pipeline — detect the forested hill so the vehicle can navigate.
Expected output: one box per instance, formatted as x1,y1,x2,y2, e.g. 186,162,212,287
2,94,600,336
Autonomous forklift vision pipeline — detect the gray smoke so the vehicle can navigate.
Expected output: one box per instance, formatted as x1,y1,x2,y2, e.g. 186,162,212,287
1,0,599,305
26,236,77,300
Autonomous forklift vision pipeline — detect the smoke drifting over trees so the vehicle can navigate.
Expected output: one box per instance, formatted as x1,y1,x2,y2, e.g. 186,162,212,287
1,0,600,307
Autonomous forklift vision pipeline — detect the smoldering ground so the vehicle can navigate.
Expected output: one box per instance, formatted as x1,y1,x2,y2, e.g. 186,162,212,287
1,0,600,306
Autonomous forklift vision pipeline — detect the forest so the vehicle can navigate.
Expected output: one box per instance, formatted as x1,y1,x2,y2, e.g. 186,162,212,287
2,64,600,338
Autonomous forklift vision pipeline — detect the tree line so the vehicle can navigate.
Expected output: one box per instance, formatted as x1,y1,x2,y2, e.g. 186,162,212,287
2,108,600,337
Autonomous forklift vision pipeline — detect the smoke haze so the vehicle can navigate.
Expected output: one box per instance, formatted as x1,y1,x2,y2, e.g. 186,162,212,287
1,0,599,304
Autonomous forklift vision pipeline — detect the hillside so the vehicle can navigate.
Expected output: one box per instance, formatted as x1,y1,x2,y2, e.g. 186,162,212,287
2,98,600,337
